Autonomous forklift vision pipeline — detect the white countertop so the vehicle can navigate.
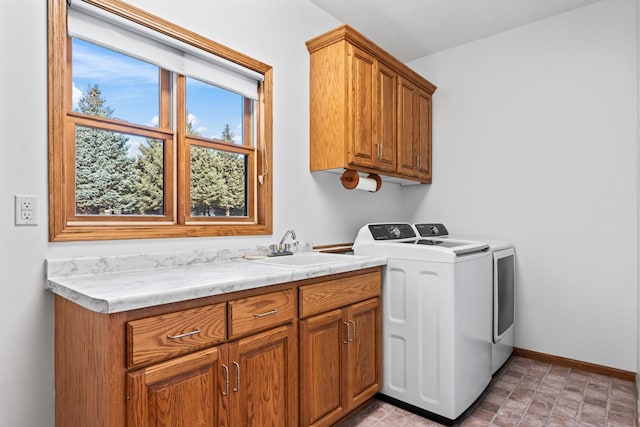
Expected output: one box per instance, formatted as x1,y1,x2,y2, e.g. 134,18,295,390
45,250,386,314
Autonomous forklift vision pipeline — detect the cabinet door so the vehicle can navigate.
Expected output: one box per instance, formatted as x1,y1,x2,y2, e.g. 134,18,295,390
127,347,221,427
346,298,381,409
397,77,417,177
231,324,297,427
397,77,432,181
415,88,432,180
347,44,377,168
376,62,397,172
299,309,347,427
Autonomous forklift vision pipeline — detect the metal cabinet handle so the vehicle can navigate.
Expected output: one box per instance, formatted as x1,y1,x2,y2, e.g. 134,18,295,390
349,320,356,342
254,308,278,318
167,328,201,340
233,361,240,392
222,364,230,396
343,321,350,344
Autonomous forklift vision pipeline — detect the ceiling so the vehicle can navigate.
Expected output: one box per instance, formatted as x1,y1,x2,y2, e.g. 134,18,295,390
310,0,603,61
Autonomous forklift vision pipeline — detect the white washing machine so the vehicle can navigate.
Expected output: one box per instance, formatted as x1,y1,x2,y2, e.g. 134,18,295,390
353,223,493,424
414,224,515,374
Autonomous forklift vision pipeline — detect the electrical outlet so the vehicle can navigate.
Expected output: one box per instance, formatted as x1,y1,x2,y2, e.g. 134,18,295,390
15,195,37,226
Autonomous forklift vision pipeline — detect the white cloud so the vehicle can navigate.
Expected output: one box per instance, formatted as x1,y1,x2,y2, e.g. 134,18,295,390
149,116,159,127
72,82,83,111
187,113,199,126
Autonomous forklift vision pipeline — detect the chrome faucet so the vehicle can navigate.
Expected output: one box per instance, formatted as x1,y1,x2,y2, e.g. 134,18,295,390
279,229,297,246
268,229,298,256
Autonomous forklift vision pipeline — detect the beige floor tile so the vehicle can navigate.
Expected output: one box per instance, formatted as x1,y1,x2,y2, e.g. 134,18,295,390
337,356,636,427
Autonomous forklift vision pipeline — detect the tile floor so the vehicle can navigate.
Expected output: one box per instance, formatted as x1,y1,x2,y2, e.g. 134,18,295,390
336,356,637,427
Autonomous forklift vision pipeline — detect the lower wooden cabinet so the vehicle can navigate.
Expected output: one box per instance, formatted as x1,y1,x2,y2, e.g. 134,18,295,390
347,298,381,409
127,347,222,426
222,324,297,426
127,324,296,427
54,267,381,427
299,298,381,427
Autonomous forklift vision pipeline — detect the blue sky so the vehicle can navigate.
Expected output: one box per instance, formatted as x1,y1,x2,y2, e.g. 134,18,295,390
71,38,244,146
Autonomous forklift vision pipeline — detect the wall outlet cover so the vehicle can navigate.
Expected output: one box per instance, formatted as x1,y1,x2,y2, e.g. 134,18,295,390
15,195,37,226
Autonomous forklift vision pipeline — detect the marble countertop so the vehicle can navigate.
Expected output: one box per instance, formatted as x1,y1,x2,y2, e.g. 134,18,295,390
45,249,386,314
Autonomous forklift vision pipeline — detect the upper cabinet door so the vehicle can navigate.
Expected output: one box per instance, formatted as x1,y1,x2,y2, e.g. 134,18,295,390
415,88,432,181
376,62,397,172
397,77,418,177
348,45,377,168
396,77,433,180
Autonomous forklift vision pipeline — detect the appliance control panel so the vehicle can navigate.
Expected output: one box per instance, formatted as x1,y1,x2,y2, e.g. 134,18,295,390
368,223,416,240
414,223,449,238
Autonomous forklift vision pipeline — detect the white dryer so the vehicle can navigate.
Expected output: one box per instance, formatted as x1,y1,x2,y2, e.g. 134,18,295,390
414,224,516,374
353,223,492,424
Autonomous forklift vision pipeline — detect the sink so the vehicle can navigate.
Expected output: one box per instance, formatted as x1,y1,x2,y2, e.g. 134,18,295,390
249,252,355,268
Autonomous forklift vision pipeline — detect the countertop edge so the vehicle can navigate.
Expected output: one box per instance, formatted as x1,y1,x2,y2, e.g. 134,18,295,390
46,257,387,314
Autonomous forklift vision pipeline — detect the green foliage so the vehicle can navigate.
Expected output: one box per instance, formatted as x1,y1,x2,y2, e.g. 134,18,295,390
75,85,247,218
189,124,246,217
133,139,164,215
217,124,246,217
75,85,136,215
190,146,225,216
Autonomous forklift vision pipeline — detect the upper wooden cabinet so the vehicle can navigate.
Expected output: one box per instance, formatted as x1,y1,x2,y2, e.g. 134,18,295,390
306,25,436,184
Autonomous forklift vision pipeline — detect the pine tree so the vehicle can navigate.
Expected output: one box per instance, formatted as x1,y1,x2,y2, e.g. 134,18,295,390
133,138,164,215
217,124,246,216
190,146,225,216
75,85,137,215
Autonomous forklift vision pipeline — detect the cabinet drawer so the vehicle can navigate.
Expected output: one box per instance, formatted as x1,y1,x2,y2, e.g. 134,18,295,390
127,303,226,368
228,289,295,339
300,271,381,318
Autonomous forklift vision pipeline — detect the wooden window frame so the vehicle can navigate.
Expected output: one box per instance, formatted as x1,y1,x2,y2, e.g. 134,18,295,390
48,0,273,241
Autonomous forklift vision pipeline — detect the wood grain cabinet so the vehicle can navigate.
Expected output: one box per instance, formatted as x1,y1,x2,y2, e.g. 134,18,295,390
397,77,433,181
347,44,397,172
126,323,296,427
299,272,382,426
54,268,381,427
307,25,436,184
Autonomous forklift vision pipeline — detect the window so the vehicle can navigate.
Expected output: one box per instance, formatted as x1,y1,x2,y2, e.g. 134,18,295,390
48,0,272,241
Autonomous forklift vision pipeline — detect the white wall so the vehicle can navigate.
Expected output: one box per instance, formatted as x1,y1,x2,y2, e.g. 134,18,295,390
0,1,414,425
636,0,640,411
2,1,637,425
408,0,638,371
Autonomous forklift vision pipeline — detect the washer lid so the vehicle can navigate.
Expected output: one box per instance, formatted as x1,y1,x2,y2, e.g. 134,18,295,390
414,238,489,256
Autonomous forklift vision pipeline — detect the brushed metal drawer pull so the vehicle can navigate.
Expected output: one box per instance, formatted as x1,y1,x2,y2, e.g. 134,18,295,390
343,321,350,344
233,361,240,393
349,320,356,342
222,364,230,396
167,328,201,340
254,308,278,318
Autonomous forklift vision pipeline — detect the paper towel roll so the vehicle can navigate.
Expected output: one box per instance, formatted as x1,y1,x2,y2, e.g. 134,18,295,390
340,169,382,192
355,176,378,192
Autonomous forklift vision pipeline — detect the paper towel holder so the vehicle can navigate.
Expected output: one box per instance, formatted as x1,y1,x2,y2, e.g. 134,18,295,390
340,169,382,192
